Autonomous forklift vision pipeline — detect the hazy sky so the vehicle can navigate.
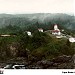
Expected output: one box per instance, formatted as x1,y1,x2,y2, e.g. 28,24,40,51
0,0,74,14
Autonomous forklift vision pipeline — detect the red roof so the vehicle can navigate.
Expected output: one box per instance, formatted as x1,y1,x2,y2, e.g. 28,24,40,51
52,30,60,32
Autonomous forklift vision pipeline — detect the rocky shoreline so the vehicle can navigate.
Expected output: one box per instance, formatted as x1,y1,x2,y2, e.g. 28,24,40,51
0,55,75,69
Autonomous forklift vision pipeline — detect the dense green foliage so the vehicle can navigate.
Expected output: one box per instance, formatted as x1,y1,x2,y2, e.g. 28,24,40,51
0,31,75,61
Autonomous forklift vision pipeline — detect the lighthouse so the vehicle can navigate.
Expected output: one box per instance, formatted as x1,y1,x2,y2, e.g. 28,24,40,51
52,24,61,35
54,24,58,30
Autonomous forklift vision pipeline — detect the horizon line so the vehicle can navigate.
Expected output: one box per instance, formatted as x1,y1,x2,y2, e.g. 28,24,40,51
0,12,74,15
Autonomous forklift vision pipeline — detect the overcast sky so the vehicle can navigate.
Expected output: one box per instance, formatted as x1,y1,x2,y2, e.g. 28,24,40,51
0,0,74,14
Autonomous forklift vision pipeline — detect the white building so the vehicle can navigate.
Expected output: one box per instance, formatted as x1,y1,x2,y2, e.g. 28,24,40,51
69,37,75,43
52,24,61,35
26,31,32,36
54,24,58,30
0,35,11,37
38,28,43,32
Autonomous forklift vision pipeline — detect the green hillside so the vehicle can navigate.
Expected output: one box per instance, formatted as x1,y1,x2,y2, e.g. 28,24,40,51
0,13,74,31
0,13,75,69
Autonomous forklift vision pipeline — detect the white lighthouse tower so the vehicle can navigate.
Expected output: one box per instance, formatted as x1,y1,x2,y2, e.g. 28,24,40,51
54,24,60,31
54,24,58,30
